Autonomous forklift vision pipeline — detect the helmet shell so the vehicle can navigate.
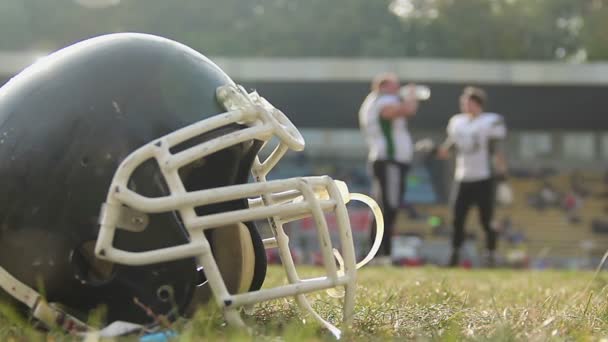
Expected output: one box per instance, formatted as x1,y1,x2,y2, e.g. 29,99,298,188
0,33,263,324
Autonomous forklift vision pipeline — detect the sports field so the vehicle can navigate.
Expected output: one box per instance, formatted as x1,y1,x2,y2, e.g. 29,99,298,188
1,265,607,341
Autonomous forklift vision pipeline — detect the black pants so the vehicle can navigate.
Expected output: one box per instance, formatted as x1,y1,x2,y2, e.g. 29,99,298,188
451,178,496,252
370,160,410,257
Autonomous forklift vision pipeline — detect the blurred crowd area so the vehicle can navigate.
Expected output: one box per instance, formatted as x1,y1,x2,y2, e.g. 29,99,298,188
260,153,608,270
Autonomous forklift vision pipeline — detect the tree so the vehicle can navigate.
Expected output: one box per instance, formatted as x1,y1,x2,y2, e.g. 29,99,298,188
0,0,607,61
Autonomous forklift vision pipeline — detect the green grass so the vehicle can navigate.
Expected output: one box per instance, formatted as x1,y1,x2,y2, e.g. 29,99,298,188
1,266,608,341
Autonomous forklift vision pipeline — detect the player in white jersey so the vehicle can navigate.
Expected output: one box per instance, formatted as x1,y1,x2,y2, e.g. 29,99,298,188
359,73,419,263
437,86,508,267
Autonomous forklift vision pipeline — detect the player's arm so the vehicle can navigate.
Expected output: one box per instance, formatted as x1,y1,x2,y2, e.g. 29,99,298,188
490,139,508,177
378,93,417,120
437,117,455,159
379,102,413,119
487,114,512,204
436,137,454,159
489,115,508,177
401,97,419,118
491,138,512,205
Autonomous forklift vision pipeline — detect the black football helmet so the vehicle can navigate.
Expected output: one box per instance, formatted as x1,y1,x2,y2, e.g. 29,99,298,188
0,33,383,336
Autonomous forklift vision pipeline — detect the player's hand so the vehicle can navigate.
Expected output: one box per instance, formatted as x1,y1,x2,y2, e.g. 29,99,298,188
496,181,513,205
437,147,450,160
414,138,435,153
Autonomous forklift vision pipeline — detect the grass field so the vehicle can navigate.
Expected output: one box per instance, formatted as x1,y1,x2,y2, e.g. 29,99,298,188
1,265,608,341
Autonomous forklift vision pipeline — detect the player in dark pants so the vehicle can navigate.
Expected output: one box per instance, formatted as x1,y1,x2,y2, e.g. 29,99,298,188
359,74,420,264
438,86,508,267
450,178,497,266
370,160,410,258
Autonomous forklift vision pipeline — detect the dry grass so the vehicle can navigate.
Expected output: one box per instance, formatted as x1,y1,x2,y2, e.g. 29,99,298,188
1,266,607,341
246,266,608,341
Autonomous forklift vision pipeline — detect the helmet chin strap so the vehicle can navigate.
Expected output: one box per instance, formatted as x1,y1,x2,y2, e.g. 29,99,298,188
0,265,90,333
0,266,149,338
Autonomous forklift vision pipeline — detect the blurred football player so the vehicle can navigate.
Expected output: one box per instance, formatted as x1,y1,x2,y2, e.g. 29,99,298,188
437,86,509,267
359,73,419,264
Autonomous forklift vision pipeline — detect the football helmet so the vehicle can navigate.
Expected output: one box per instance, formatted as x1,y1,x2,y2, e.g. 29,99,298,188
0,33,383,337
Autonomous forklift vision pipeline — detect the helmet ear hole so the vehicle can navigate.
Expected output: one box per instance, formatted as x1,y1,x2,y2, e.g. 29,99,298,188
156,285,175,303
71,241,116,285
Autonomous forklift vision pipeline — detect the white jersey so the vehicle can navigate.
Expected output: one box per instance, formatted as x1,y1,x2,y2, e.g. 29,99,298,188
359,92,413,163
447,112,506,182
